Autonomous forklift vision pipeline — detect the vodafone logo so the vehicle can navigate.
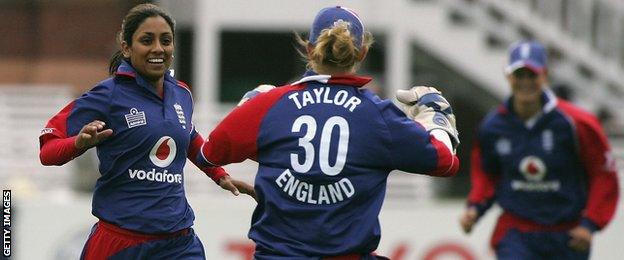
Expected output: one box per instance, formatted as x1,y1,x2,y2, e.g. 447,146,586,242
149,136,177,168
513,156,558,192
519,156,546,181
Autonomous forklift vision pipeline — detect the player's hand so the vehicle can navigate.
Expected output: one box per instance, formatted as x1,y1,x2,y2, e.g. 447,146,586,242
396,86,442,117
396,86,459,148
232,179,257,202
237,84,276,106
459,207,478,234
75,120,113,150
568,226,592,251
218,176,257,201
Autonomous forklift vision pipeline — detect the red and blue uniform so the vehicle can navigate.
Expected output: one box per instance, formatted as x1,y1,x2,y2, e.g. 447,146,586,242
39,61,225,259
198,71,459,259
468,89,619,259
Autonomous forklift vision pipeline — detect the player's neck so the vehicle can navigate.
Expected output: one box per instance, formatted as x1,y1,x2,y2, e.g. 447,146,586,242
513,99,542,121
147,78,165,99
313,66,355,76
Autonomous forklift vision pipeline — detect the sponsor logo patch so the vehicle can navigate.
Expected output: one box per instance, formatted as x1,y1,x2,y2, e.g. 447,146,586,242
496,138,511,156
519,156,546,181
124,108,147,128
40,128,54,135
512,155,560,192
149,136,177,168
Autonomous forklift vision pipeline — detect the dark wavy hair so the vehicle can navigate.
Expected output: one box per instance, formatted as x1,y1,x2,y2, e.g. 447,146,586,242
108,3,175,75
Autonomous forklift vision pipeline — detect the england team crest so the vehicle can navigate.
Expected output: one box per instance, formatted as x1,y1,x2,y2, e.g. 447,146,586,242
542,129,553,152
173,103,187,129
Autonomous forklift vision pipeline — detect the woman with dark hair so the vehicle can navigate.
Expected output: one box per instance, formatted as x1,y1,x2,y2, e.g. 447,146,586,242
197,6,460,259
39,3,253,259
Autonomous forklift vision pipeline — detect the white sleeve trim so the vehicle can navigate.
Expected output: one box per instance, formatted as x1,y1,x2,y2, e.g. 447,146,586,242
430,129,455,155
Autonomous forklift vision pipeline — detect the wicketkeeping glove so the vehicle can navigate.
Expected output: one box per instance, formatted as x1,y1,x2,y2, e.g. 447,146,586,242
396,86,459,148
237,84,276,106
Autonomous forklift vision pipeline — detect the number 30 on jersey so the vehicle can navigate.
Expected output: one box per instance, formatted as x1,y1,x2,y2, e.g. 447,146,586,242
290,115,349,176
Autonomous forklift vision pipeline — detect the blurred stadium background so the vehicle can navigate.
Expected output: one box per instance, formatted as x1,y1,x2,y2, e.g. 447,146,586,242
1,0,624,259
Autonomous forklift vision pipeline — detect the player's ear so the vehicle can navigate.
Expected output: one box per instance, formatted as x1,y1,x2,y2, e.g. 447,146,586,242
121,41,131,58
505,72,514,84
306,43,314,59
358,46,368,62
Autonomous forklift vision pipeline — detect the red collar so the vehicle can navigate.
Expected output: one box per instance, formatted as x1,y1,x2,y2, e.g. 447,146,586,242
292,73,372,87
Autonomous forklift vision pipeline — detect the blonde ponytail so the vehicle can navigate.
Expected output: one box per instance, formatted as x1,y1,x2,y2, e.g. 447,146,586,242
296,20,373,73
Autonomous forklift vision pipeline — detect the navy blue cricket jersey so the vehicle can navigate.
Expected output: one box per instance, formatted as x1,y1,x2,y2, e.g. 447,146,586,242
468,89,619,246
200,71,459,257
40,61,203,234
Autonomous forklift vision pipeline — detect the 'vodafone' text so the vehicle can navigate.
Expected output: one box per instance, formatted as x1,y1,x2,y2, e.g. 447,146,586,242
128,169,182,184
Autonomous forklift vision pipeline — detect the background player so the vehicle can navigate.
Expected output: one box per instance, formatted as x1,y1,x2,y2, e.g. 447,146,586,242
39,3,253,259
459,41,619,259
196,6,460,259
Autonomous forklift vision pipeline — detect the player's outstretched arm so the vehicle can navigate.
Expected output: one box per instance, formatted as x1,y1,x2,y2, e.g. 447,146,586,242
459,207,479,234
385,86,459,177
40,120,113,166
460,138,498,234
40,84,112,166
74,120,114,150
396,86,459,151
217,174,256,201
187,131,256,200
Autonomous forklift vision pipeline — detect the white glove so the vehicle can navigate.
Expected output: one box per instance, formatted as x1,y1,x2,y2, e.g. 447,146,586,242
237,84,276,106
396,86,459,148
